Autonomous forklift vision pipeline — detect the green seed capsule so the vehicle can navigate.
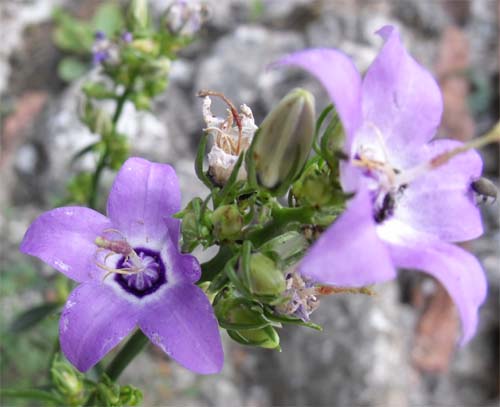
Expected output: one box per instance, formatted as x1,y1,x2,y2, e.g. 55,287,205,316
211,205,243,241
248,253,286,296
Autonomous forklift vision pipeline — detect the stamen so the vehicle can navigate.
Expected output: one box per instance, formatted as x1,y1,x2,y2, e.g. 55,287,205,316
366,122,391,164
430,121,500,169
395,123,500,187
315,285,376,296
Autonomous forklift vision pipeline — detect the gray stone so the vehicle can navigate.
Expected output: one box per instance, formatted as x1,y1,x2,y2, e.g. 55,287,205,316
195,25,304,111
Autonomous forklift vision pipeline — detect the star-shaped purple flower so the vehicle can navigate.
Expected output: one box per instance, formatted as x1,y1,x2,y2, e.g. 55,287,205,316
277,26,487,344
20,157,223,374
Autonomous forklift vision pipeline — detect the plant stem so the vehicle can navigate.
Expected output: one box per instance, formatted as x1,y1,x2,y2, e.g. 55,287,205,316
105,330,149,381
84,330,149,407
199,246,234,283
87,81,135,209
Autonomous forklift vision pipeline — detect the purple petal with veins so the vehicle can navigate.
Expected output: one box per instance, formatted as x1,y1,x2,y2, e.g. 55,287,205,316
20,157,223,373
278,25,486,344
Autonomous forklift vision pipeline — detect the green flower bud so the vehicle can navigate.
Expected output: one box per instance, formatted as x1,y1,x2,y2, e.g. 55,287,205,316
250,88,315,196
130,93,152,110
50,355,84,400
143,57,171,78
131,39,158,54
248,253,286,296
214,294,269,330
228,325,280,349
119,385,143,406
211,205,243,241
127,0,149,31
292,164,345,208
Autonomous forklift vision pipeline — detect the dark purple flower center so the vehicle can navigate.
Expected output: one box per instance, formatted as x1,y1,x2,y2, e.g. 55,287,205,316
115,247,166,298
372,183,407,224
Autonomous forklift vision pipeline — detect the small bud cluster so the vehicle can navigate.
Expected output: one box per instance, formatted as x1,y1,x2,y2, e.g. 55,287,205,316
179,91,347,348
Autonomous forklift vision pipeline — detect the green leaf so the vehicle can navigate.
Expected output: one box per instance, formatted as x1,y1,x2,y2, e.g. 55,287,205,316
92,3,125,37
10,302,61,333
263,307,322,331
58,57,88,82
195,132,214,189
0,388,65,404
53,9,94,53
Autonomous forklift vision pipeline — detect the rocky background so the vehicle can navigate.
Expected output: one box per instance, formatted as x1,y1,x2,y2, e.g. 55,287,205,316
1,0,499,406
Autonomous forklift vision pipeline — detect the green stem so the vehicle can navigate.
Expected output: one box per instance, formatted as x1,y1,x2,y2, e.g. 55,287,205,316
199,246,234,283
84,330,149,407
106,330,149,381
87,81,135,209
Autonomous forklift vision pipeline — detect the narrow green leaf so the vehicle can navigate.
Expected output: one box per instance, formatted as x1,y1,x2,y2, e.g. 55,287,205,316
0,388,65,404
92,3,124,37
10,302,61,333
58,57,88,82
195,132,214,189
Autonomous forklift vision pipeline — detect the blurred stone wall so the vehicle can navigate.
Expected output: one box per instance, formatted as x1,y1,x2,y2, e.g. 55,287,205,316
1,1,498,406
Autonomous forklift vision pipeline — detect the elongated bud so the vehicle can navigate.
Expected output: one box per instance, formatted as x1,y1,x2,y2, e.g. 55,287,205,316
227,325,280,349
248,253,286,296
250,88,315,196
128,0,149,31
211,205,243,241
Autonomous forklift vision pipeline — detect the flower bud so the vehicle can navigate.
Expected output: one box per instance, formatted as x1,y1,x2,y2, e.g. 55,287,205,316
248,253,286,296
292,163,345,208
127,0,149,31
228,325,280,349
143,57,171,79
119,385,143,406
211,205,243,241
131,38,158,54
214,294,269,330
250,88,315,196
50,355,84,400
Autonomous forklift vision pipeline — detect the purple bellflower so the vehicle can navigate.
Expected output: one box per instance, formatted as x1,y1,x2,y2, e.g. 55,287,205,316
277,25,486,344
20,157,223,374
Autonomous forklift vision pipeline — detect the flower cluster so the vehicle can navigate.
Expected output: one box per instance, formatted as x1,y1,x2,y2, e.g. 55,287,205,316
19,24,494,386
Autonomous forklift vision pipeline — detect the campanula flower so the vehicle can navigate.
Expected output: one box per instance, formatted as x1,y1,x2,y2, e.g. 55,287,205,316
277,26,486,344
20,157,223,373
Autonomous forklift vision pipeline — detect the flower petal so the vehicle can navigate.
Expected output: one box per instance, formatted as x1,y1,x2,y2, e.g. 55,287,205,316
60,282,139,372
396,139,483,242
378,220,487,345
20,207,111,282
274,48,363,148
162,238,201,284
299,186,396,286
139,284,223,374
360,26,443,166
107,157,181,246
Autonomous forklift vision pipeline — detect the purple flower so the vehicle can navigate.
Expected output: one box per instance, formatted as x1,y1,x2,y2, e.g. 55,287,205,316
20,157,223,373
277,26,486,344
